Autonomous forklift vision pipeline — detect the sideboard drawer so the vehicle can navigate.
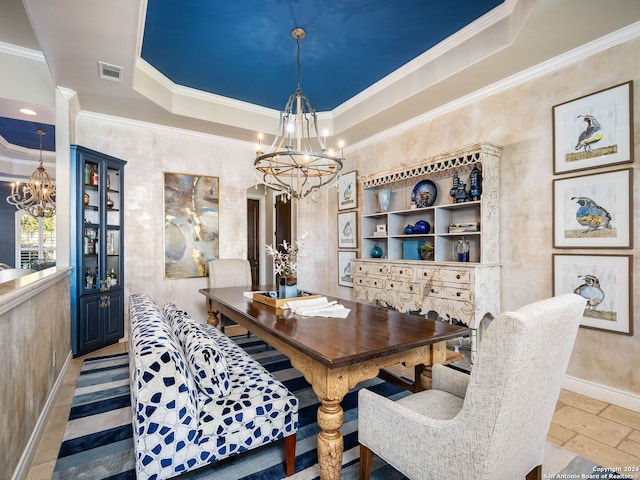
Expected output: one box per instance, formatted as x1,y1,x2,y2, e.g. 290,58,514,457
355,276,385,289
355,263,388,276
435,269,471,284
388,265,415,280
386,279,421,294
427,283,472,301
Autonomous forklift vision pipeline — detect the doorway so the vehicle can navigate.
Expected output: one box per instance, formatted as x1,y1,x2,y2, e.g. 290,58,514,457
274,194,292,252
247,198,260,285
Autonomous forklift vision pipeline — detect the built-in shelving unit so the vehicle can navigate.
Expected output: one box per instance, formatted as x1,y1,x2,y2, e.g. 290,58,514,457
353,142,503,365
71,145,127,357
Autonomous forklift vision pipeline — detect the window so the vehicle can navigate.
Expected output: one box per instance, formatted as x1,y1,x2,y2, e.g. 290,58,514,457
15,211,56,269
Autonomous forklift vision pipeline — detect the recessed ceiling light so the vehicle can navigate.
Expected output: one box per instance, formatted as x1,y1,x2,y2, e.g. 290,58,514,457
20,108,37,115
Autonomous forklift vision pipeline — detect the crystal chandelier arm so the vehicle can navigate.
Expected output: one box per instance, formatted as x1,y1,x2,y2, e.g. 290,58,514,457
5,129,56,217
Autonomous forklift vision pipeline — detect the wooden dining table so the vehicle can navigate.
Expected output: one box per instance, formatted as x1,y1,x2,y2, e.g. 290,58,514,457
200,286,469,480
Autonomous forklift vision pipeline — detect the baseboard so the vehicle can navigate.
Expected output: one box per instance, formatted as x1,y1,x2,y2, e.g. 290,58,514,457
563,375,640,413
11,350,72,480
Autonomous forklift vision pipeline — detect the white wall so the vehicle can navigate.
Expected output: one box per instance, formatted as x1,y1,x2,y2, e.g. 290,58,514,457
76,115,257,321
344,38,640,396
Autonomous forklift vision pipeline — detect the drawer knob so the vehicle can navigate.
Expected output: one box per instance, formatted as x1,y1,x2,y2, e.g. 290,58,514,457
399,270,403,274
456,292,462,297
374,281,377,286
390,283,394,288
423,272,428,276
456,274,461,279
409,286,413,291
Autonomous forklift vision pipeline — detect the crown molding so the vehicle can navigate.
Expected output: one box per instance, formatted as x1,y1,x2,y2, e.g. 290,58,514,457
0,41,45,62
77,110,253,149
349,21,640,154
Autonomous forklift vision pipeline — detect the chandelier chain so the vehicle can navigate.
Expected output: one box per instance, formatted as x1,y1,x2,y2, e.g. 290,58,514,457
254,27,344,200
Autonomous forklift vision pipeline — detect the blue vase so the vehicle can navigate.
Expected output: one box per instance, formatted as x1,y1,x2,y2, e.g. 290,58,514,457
404,224,414,235
469,164,482,200
414,220,430,234
370,243,383,258
279,276,298,298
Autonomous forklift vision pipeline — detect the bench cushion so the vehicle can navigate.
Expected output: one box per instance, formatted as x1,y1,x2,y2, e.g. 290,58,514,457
195,324,298,451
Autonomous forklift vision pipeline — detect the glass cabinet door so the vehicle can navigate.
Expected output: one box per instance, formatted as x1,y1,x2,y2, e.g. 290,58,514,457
82,159,100,292
105,166,121,288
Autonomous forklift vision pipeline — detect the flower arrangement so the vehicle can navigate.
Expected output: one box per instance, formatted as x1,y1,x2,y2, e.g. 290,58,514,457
266,234,306,278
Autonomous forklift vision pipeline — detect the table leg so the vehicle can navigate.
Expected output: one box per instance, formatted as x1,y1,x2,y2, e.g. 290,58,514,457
317,396,344,480
206,299,219,327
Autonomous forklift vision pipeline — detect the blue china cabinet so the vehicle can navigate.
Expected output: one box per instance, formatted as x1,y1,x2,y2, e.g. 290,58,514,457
70,145,127,356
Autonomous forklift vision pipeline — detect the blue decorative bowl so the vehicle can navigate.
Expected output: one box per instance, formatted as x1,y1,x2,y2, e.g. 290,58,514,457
413,220,431,234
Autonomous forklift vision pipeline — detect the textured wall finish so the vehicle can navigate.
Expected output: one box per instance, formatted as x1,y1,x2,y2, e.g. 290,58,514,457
345,39,639,395
74,38,638,396
0,267,71,478
76,119,258,323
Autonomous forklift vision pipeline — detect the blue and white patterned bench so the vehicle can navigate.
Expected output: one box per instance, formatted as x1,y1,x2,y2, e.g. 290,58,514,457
128,293,298,480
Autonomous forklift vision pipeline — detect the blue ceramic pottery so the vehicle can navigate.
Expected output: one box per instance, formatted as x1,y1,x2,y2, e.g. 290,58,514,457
404,224,414,235
279,276,298,298
414,220,430,234
370,243,383,258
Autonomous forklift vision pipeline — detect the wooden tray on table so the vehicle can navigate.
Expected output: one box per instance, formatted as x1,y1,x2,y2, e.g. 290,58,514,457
252,290,322,309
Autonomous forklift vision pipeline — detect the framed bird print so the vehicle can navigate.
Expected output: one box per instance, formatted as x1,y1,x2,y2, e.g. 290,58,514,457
552,254,632,335
552,81,633,174
552,168,632,248
337,211,357,248
338,251,356,287
337,170,357,211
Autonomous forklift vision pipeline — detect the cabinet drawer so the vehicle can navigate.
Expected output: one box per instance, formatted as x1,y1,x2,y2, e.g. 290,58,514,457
386,279,420,294
388,265,414,280
355,263,388,276
415,267,435,282
354,276,385,289
427,283,471,301
435,269,471,284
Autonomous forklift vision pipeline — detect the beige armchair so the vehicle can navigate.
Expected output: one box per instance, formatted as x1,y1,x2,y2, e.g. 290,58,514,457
358,293,586,480
206,259,252,335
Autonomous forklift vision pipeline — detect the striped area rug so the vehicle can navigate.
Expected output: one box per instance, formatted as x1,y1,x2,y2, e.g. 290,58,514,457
53,336,622,480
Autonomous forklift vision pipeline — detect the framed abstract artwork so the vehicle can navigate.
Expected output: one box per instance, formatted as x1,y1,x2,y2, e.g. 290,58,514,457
552,254,632,335
337,170,357,210
337,211,357,248
163,172,220,279
552,81,633,174
338,251,356,287
552,168,632,248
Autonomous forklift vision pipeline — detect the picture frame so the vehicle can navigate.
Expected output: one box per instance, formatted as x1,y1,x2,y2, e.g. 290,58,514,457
552,81,633,174
337,170,358,210
552,168,632,248
552,254,632,335
337,211,357,248
338,251,356,287
163,171,220,279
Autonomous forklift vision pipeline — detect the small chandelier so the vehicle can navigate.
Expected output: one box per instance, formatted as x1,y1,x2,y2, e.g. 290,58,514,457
6,129,56,217
255,27,344,201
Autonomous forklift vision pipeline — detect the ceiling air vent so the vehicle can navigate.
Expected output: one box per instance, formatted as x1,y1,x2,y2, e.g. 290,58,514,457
98,61,124,83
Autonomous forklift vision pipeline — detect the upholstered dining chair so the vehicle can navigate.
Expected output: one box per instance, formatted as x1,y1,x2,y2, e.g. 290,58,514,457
358,293,586,480
207,259,252,335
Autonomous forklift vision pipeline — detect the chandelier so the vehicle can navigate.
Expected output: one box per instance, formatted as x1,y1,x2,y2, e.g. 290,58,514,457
254,27,344,201
6,129,56,217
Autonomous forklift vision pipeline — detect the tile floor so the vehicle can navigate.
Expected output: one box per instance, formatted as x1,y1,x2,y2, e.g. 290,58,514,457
25,343,640,479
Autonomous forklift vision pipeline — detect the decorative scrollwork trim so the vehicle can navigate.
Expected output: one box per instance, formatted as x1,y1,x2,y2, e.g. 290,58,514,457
360,142,502,189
